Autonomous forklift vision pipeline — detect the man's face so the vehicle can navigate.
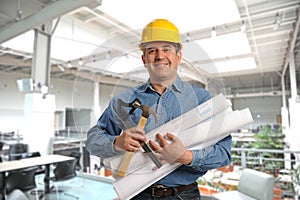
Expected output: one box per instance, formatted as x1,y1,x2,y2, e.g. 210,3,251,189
142,41,182,84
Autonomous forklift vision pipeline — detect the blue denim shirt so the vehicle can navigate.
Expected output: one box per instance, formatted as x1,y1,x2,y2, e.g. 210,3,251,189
85,76,232,187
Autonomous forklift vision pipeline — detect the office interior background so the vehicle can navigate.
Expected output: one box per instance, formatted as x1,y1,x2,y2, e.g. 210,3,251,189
0,0,300,199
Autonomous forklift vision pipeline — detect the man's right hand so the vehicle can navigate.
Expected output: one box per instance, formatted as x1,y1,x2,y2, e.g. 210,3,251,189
114,127,147,152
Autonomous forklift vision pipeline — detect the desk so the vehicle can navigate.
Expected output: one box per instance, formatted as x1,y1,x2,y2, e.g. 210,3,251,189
0,154,75,199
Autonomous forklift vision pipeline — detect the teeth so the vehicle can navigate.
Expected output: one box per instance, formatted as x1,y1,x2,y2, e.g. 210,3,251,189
156,63,167,66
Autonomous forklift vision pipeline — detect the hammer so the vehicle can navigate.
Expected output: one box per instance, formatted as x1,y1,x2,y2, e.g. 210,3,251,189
116,98,162,177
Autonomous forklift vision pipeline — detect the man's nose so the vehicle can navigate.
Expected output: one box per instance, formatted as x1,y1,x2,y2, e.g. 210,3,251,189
155,49,165,59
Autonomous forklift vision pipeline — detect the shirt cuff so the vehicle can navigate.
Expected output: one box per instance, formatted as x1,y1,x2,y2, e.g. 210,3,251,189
188,147,212,167
112,137,123,153
188,150,199,167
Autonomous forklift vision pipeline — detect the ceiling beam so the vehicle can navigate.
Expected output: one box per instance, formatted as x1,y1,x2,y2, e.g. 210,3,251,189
0,0,102,43
67,68,141,87
226,90,287,99
0,54,31,66
192,53,254,65
282,7,300,76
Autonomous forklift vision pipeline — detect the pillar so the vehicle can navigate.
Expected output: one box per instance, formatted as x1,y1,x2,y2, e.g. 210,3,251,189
22,23,55,155
23,93,55,155
287,53,300,167
91,81,101,124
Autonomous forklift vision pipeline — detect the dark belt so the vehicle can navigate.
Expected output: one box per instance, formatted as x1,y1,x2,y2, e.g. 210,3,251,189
144,182,197,197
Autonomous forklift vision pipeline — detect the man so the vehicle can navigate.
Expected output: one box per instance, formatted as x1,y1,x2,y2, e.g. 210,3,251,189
85,19,232,199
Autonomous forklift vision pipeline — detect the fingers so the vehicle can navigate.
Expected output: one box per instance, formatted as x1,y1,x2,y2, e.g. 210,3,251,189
114,127,147,151
166,132,176,140
156,133,169,147
150,133,177,152
130,127,147,143
149,139,160,151
148,133,184,170
128,140,143,152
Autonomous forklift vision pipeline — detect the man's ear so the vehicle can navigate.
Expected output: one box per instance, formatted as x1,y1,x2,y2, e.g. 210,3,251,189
141,54,146,65
177,51,182,65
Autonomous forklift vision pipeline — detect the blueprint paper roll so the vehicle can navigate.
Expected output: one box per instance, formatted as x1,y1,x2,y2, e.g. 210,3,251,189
113,107,253,200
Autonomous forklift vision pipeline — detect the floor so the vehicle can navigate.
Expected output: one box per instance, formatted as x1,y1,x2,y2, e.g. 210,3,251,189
23,174,118,200
19,173,217,200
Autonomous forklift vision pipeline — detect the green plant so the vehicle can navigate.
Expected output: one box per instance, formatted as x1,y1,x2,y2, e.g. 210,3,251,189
231,125,286,174
250,125,285,174
291,164,300,197
251,125,284,150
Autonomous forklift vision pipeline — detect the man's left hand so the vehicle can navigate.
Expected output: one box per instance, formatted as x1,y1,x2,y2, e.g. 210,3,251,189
149,133,193,169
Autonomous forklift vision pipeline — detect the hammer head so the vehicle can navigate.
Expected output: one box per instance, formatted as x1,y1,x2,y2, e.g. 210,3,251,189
119,98,158,123
131,98,158,123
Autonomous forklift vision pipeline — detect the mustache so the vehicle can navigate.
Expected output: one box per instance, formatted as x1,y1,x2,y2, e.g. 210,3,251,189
154,58,170,65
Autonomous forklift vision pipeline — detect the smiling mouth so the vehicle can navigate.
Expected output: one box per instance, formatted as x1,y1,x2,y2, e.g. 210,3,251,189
154,62,169,67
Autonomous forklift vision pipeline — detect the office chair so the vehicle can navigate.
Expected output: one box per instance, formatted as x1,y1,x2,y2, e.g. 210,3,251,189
0,173,3,195
5,167,38,195
52,159,77,182
8,143,28,161
0,142,4,161
69,151,82,171
9,151,41,160
31,159,78,199
23,152,45,175
0,142,4,152
49,159,78,198
24,151,41,158
8,153,23,161
8,143,28,155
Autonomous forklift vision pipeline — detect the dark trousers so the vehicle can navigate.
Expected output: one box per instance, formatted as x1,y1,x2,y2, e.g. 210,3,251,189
131,183,201,200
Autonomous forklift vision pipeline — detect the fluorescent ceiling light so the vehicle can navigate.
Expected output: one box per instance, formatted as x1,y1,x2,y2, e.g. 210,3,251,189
199,57,257,74
192,31,256,73
195,32,252,59
97,0,240,32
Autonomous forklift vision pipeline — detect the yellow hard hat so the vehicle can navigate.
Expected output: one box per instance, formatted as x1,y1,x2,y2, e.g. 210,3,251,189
139,19,182,50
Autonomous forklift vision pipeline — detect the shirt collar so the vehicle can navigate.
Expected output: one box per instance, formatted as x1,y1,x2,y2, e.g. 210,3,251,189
139,76,183,93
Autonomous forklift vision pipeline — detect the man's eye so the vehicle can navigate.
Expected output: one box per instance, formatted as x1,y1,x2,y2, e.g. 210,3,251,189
148,49,156,54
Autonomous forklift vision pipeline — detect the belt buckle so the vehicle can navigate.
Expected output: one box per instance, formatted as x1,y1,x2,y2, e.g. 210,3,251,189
151,185,167,197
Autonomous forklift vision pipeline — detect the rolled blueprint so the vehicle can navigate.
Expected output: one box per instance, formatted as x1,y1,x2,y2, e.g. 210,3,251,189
102,93,253,200
104,93,232,174
112,107,253,200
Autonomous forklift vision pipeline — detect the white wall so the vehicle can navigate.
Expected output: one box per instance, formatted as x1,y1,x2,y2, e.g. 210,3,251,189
0,72,25,132
0,72,130,132
232,96,282,130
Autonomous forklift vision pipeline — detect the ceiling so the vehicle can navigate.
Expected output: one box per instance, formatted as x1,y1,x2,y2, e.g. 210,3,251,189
0,0,299,98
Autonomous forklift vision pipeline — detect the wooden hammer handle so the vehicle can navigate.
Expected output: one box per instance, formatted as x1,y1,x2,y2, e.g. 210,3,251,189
116,116,148,177
116,151,135,177
137,116,147,128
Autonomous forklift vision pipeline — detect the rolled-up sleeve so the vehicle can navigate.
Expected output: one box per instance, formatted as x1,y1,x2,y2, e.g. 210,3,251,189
85,100,122,158
85,125,119,158
188,135,232,172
